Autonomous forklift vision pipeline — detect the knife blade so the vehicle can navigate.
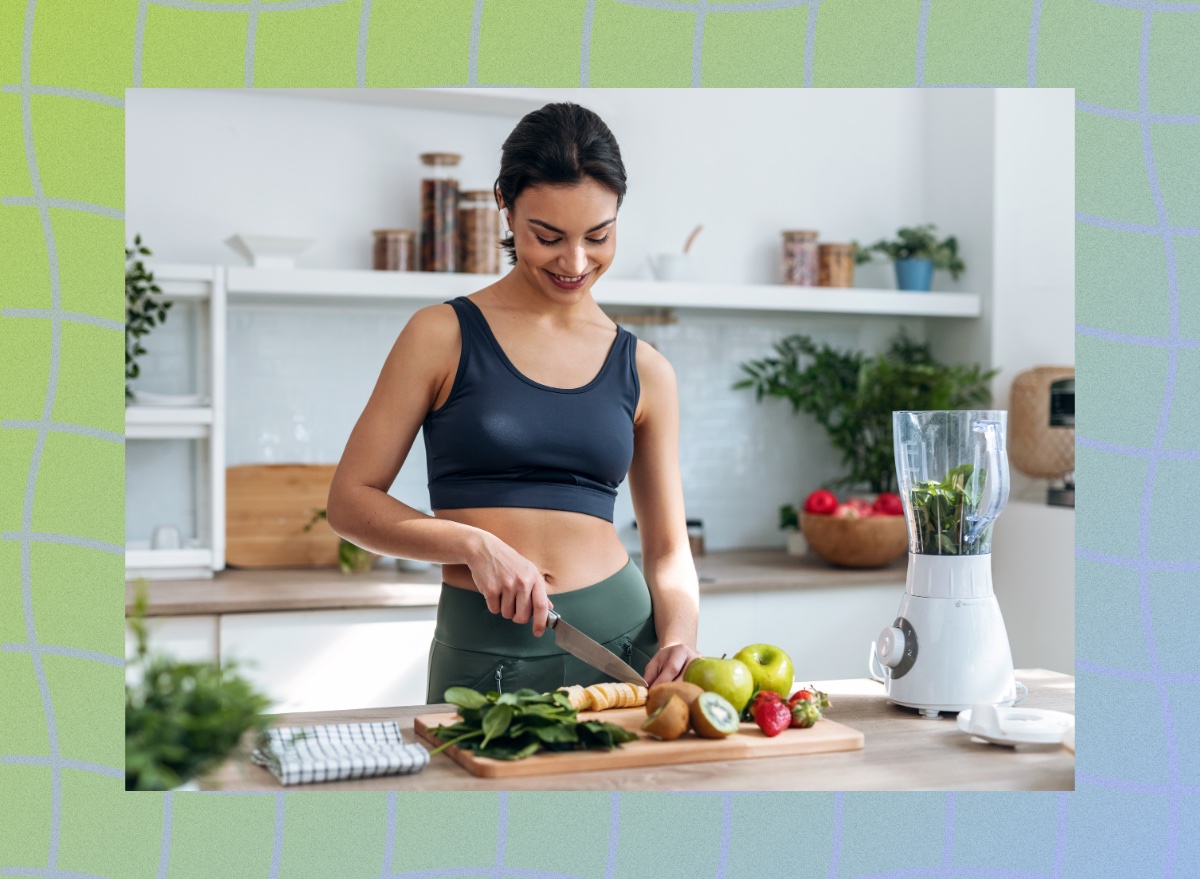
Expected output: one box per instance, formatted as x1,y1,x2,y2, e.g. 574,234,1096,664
544,609,648,688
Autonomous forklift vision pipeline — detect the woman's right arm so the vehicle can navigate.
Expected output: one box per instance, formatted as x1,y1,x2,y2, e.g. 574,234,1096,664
325,304,481,564
324,304,555,635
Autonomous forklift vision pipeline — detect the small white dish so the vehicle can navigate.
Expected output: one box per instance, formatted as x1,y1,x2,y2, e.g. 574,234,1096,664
956,703,1075,747
647,253,690,281
132,391,210,407
1062,725,1075,754
225,234,315,269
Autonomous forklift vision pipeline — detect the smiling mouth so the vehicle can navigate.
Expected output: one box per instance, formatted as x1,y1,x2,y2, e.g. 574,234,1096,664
546,270,590,283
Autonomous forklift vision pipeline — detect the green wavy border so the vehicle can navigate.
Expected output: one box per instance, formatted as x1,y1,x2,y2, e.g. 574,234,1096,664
2,1,1198,877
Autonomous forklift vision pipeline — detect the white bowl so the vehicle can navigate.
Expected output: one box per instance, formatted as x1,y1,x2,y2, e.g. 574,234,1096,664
225,234,315,268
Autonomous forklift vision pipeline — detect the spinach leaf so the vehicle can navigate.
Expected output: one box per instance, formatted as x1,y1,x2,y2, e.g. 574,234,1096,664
444,687,488,710
481,704,514,747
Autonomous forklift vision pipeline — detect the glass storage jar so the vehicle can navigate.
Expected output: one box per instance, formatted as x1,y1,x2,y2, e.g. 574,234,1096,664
419,152,461,272
818,242,855,288
458,189,501,274
372,229,416,271
782,230,819,286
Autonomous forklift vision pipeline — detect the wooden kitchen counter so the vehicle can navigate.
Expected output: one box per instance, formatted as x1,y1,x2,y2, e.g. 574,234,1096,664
127,549,906,617
200,669,1074,792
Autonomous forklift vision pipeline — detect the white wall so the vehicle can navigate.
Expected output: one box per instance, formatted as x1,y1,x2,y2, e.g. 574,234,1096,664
991,88,1076,414
125,89,1069,558
920,88,997,371
126,88,924,285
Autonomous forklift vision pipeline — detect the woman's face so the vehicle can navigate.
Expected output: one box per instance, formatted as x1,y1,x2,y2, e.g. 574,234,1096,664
504,178,618,301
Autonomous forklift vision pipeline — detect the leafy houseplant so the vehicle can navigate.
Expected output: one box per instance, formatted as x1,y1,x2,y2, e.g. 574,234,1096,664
125,579,273,790
126,233,172,400
734,330,998,494
778,504,807,557
303,507,377,573
853,224,965,291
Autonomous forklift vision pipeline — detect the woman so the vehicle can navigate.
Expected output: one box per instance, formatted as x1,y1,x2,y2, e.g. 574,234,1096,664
326,102,701,703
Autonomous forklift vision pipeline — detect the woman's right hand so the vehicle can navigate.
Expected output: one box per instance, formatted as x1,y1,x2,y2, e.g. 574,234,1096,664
466,532,555,636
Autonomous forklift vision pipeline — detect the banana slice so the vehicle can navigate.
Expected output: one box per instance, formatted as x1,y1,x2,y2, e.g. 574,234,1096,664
585,685,610,711
566,682,650,711
555,685,591,711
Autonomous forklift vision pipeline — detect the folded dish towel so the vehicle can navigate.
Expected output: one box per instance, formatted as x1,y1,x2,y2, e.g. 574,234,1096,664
251,721,430,786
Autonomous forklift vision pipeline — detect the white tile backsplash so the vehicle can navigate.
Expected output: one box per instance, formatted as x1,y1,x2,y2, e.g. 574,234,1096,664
127,301,924,549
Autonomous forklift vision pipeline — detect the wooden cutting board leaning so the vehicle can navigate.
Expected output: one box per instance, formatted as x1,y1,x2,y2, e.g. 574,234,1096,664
226,464,341,568
413,707,864,779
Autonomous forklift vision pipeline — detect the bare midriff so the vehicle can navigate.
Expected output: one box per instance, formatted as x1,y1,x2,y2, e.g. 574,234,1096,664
434,506,631,594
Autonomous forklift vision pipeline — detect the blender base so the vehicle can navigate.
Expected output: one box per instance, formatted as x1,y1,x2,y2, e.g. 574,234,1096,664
887,697,1019,720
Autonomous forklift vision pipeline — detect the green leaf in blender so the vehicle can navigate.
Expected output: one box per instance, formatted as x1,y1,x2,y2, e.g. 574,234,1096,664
910,463,990,555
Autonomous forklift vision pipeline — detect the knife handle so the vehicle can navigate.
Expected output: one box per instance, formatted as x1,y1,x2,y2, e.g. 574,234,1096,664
545,609,560,629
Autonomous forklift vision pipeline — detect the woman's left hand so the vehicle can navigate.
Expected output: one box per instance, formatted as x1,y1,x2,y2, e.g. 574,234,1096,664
643,643,703,688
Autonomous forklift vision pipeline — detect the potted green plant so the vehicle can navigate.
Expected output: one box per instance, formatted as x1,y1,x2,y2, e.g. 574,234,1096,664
852,224,965,292
126,233,173,401
303,507,378,573
125,579,274,790
734,329,998,495
778,503,807,557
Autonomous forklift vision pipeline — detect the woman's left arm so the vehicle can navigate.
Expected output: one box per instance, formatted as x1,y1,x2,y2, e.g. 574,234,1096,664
627,339,703,687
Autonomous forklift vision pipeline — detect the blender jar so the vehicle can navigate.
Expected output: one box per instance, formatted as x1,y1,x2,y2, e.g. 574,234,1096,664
892,410,1010,555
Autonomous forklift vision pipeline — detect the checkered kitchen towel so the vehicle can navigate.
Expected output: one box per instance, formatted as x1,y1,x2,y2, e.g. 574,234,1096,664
251,721,430,785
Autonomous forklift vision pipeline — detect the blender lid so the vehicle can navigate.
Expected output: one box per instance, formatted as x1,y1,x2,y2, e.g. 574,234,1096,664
956,704,1075,746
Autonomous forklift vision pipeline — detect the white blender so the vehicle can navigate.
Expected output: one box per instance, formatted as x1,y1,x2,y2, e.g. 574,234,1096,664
871,410,1025,718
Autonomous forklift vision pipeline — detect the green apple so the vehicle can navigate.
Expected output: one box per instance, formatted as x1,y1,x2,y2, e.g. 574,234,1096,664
733,643,795,699
682,655,755,714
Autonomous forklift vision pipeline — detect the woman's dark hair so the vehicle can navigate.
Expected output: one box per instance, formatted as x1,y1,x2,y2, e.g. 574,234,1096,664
493,102,627,266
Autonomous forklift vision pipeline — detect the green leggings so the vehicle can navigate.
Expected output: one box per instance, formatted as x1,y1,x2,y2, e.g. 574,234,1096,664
425,557,659,704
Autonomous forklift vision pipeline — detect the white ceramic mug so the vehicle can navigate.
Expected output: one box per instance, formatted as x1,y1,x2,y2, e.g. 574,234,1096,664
151,524,181,550
647,253,690,281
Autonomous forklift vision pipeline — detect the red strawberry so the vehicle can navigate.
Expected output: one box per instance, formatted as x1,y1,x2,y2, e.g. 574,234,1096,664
790,699,821,729
750,690,781,710
788,689,813,707
753,696,793,737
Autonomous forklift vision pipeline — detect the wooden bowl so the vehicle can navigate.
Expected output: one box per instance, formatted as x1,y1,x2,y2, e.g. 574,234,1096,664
800,511,908,568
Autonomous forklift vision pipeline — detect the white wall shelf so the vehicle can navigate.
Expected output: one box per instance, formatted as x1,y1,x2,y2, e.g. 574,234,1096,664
126,405,213,440
126,265,226,580
218,264,982,319
125,546,215,581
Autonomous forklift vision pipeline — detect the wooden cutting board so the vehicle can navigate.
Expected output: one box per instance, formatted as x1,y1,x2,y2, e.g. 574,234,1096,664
226,464,346,568
413,707,864,778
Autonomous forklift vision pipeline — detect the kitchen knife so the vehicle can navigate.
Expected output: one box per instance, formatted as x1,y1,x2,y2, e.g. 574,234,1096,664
544,609,648,688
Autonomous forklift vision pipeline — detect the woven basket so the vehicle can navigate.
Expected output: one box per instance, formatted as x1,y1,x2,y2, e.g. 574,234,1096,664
1010,365,1075,479
800,511,908,568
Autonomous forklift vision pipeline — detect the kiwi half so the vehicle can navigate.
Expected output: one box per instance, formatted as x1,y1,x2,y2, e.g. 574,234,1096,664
641,694,690,740
689,691,740,738
645,681,705,716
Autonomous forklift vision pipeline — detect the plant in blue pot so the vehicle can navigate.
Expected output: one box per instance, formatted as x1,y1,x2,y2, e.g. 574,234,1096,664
852,224,966,292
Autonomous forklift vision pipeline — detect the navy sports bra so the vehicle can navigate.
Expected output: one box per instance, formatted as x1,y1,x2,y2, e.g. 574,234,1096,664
421,296,640,522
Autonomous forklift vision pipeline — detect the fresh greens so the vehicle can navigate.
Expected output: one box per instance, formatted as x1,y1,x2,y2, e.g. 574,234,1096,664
126,579,274,790
909,463,992,555
428,687,638,761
